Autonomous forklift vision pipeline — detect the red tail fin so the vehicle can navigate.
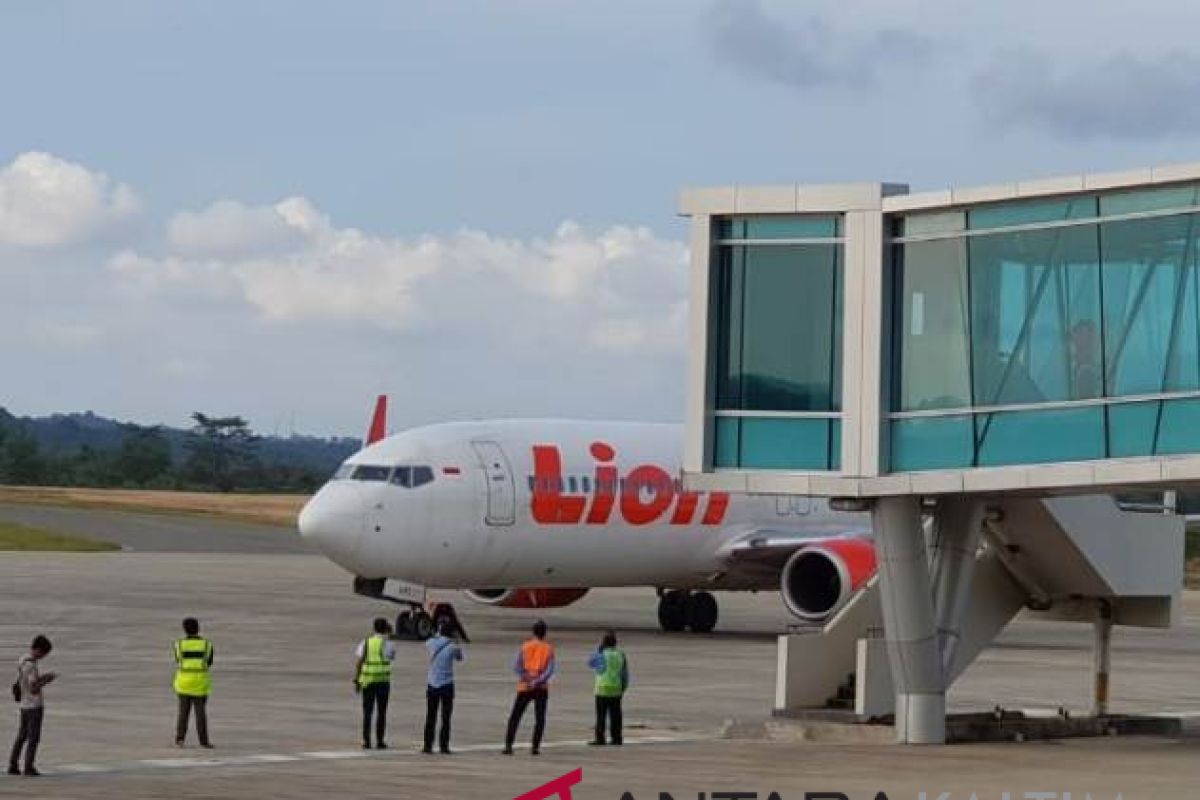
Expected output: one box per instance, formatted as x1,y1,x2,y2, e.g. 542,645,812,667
365,395,388,446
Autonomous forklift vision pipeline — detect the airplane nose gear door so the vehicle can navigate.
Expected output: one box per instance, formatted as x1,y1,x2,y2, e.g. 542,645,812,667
471,441,516,526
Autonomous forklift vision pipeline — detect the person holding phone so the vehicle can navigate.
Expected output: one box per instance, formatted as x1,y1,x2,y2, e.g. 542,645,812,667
9,635,55,778
422,620,464,754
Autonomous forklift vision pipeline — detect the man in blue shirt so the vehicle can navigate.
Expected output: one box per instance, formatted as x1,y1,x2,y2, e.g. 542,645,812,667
423,621,464,754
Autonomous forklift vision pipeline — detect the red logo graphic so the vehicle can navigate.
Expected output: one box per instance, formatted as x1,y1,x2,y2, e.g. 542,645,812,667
513,768,583,800
531,442,730,527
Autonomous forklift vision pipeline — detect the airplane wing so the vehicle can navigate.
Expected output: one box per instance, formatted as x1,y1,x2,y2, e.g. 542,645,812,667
714,526,873,571
712,525,875,622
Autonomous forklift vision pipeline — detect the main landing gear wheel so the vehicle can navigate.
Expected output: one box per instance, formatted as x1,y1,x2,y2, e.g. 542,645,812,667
657,590,688,632
657,590,719,633
686,591,719,634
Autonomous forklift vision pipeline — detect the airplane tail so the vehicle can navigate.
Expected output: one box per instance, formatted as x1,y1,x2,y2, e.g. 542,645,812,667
365,394,388,446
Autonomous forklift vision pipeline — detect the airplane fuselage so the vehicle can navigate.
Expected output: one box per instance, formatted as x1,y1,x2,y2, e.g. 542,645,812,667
299,419,862,592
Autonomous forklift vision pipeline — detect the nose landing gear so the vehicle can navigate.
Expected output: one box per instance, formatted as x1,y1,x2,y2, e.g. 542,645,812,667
395,602,470,642
353,576,470,642
394,607,435,640
657,589,719,633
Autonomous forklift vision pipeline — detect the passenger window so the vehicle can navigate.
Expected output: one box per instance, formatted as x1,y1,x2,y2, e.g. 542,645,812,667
352,465,391,482
582,476,591,493
411,466,434,487
527,476,535,491
568,476,578,493
390,467,412,488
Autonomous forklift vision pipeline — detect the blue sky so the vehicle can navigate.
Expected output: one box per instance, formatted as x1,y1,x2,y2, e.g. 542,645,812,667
3,0,1200,436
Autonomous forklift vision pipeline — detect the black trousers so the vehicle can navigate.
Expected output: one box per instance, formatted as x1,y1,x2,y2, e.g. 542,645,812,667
361,682,390,745
175,695,210,745
594,695,623,744
423,684,454,751
8,708,43,771
505,688,548,750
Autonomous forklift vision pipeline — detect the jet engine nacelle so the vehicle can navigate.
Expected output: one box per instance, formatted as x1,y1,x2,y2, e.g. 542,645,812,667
464,587,590,609
780,538,877,623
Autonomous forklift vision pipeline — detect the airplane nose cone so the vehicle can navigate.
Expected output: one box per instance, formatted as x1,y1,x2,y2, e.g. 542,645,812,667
298,482,365,567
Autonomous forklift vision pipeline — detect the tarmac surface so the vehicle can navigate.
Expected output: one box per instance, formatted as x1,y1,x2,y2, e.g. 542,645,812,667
0,503,310,554
0,516,1198,798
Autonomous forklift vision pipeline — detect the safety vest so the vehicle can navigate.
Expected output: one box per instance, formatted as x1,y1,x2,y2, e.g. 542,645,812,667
594,647,626,698
358,635,392,687
173,637,213,697
516,638,555,692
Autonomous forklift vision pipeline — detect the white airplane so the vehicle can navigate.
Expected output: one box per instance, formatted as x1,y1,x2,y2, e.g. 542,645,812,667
298,398,876,636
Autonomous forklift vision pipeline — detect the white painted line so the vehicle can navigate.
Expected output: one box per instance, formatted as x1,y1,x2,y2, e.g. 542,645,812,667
236,754,305,764
55,763,110,774
299,750,372,759
139,758,213,768
43,733,715,778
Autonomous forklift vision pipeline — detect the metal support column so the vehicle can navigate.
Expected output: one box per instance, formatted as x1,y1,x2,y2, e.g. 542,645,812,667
930,497,984,676
1093,599,1113,717
874,496,945,744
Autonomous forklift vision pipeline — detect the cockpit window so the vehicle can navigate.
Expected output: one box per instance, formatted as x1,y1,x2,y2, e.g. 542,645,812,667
389,465,434,488
351,465,392,482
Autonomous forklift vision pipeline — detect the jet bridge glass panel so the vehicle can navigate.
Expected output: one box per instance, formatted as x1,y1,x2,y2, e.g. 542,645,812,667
889,183,1200,471
710,215,843,470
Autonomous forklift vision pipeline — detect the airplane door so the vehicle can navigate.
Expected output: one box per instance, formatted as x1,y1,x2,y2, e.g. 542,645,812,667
470,441,516,526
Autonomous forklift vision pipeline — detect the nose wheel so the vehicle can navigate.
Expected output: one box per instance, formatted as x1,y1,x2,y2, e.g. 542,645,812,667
354,577,469,642
657,590,719,633
394,602,470,642
395,608,435,640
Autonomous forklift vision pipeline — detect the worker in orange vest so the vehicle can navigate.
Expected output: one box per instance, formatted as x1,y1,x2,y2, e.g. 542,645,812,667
502,620,556,755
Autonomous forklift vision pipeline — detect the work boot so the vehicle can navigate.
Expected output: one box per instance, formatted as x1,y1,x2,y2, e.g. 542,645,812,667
376,741,387,750
23,767,39,778
7,764,19,776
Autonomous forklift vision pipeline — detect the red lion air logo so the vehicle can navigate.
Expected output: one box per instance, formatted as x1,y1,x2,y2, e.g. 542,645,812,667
530,442,730,527
513,768,583,800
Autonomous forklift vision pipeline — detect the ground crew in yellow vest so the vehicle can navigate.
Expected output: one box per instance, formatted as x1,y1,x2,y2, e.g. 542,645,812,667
173,617,214,748
354,617,396,749
587,630,629,746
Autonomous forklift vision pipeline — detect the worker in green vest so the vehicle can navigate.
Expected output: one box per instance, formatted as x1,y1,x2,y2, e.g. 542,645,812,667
173,617,214,748
587,630,629,746
354,617,395,749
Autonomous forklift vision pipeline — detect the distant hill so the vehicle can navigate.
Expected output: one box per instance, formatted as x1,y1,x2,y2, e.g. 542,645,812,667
0,407,359,480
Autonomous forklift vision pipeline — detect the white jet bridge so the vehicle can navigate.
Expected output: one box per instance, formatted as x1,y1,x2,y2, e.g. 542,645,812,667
678,165,1200,743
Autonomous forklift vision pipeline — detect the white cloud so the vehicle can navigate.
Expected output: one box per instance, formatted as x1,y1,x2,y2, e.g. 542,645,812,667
112,198,691,356
3,153,692,431
0,152,139,247
167,198,307,257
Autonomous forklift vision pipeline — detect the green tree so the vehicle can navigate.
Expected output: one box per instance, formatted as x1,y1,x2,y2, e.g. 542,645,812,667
184,413,260,491
116,424,172,487
3,429,46,485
